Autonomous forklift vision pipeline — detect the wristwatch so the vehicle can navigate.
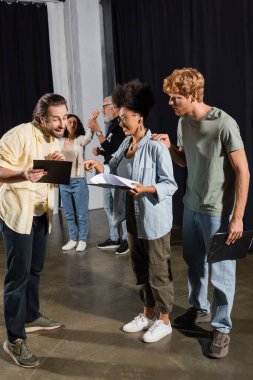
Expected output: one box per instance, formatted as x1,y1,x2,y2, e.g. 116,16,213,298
96,131,103,136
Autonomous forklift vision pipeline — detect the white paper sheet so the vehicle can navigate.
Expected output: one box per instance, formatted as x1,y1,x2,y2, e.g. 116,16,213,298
90,173,136,189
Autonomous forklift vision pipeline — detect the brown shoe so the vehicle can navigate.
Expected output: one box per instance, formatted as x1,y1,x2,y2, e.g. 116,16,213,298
209,330,230,358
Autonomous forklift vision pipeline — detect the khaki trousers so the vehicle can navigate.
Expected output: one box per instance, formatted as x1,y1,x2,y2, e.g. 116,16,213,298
128,231,174,314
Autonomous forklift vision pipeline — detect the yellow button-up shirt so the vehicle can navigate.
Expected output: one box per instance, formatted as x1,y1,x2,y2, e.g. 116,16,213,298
0,122,60,234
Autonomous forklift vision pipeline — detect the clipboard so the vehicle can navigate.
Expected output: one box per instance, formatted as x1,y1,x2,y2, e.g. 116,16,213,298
33,160,72,185
207,230,253,263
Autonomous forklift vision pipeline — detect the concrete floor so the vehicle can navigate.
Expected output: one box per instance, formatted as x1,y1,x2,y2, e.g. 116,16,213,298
0,209,252,380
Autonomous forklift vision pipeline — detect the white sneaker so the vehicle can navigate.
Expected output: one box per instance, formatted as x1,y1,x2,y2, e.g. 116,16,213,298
62,240,77,251
123,313,156,333
76,241,87,252
142,320,172,343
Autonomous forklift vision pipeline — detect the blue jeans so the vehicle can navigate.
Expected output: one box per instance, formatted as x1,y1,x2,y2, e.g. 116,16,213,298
60,177,89,241
0,214,48,342
103,187,127,241
183,206,236,333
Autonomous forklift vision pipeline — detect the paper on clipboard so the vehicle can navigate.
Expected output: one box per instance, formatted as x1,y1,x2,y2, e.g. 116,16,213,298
207,230,253,263
89,173,136,189
33,160,72,185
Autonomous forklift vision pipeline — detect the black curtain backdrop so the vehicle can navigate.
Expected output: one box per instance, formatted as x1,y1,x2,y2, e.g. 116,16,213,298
0,2,53,136
111,0,253,229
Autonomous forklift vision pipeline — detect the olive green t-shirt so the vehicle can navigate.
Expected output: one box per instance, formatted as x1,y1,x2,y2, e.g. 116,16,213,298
177,107,244,216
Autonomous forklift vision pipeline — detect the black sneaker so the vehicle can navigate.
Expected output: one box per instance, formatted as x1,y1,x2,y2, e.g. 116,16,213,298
115,240,129,255
3,339,39,368
97,238,120,249
173,307,211,327
209,330,230,358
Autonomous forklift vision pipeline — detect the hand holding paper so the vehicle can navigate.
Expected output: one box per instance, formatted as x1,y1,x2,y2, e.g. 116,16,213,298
128,183,157,197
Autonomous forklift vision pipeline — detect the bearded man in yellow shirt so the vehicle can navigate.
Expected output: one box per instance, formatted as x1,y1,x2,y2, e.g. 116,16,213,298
0,93,68,368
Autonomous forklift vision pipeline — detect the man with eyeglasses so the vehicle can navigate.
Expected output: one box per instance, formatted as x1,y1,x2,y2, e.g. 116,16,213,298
0,93,67,368
88,96,129,254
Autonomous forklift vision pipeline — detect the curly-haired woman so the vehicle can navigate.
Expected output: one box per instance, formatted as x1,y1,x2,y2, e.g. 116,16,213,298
84,80,177,343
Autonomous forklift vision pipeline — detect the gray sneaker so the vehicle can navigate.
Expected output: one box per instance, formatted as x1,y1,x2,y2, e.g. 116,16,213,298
25,316,61,333
3,339,39,368
173,307,211,327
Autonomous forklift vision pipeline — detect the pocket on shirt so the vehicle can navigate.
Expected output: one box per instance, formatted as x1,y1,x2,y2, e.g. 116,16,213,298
139,165,155,184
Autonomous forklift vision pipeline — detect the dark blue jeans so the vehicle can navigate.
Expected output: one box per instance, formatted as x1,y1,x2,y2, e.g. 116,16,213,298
0,214,48,342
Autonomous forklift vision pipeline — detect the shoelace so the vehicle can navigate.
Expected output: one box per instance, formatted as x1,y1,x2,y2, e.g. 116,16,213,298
213,330,223,345
133,313,146,324
147,320,163,333
19,340,33,359
43,316,50,321
101,239,111,245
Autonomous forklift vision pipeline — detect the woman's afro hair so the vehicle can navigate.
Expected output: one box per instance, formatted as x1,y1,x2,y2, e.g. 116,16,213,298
112,79,154,120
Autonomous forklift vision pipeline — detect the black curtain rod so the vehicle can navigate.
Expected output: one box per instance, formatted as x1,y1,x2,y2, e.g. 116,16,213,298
0,0,65,4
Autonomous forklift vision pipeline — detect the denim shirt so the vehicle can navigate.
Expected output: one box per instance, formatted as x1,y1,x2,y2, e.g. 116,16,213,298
104,130,177,240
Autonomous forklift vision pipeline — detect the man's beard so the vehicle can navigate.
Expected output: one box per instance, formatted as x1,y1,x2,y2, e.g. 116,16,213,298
41,123,65,139
104,114,114,123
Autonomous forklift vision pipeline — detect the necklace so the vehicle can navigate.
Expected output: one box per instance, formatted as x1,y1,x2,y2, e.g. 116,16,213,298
129,132,146,151
129,140,140,151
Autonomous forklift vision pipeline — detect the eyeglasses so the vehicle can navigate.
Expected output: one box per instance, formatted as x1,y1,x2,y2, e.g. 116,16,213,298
117,113,138,125
102,103,112,109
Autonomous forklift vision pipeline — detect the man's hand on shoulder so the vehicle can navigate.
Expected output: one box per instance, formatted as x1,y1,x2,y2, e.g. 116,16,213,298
152,133,171,149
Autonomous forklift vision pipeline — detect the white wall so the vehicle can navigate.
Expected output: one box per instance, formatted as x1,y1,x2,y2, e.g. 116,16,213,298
47,2,70,105
47,0,105,209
